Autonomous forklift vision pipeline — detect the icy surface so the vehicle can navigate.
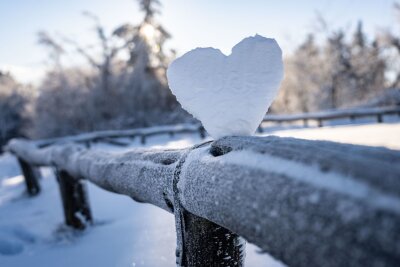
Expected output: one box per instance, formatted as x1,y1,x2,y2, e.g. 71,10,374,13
167,34,283,139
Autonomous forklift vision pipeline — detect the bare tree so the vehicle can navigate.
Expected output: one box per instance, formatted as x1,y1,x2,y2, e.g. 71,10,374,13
0,72,31,150
379,3,400,88
33,0,185,138
350,22,386,102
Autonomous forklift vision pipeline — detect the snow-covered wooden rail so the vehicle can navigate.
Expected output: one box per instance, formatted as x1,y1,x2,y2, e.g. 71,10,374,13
9,106,397,154
263,106,400,127
33,123,205,148
6,136,400,267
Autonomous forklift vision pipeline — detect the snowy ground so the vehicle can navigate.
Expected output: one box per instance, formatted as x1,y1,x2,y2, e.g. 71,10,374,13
269,122,400,150
0,120,399,267
262,114,400,150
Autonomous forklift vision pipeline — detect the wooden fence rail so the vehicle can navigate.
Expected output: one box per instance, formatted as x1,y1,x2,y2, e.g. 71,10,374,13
262,105,400,128
6,135,400,267
8,106,398,154
33,123,206,148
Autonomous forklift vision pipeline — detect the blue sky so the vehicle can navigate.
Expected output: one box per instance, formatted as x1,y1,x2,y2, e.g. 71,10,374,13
0,0,397,83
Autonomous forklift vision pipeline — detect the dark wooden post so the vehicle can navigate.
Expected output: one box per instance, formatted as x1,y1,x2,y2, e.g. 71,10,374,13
140,135,146,145
17,158,41,196
173,144,245,267
56,170,92,229
199,126,206,139
318,119,323,127
377,114,383,123
84,141,91,149
175,209,245,267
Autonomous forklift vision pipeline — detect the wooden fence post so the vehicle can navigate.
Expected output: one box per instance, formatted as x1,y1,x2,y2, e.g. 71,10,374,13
55,170,92,229
141,135,146,145
84,141,91,148
173,145,245,267
199,126,206,139
175,209,246,267
377,114,383,123
17,158,41,196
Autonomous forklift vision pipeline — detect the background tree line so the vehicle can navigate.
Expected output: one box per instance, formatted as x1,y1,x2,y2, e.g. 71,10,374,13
1,1,400,150
271,4,400,113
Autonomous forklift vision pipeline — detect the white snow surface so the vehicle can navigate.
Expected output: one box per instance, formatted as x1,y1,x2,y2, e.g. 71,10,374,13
270,122,400,150
167,34,284,139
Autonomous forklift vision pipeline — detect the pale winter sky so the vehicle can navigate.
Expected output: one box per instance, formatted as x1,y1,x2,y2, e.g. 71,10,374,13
0,0,397,84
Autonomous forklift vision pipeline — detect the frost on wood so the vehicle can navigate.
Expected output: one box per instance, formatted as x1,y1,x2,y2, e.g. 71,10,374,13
8,138,185,211
178,136,400,267
7,136,400,267
167,35,284,139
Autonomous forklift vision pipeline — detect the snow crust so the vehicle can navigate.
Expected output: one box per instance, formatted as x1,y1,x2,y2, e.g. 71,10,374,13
167,34,284,139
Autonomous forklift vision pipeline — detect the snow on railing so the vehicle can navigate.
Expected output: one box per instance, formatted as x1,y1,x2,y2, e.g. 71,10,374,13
6,135,400,267
10,105,398,153
33,123,206,148
262,105,400,127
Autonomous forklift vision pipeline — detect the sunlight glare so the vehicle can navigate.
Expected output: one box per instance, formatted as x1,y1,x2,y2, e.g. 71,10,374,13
140,23,157,41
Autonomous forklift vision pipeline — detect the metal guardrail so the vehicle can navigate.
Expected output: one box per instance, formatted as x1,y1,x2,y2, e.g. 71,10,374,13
6,135,400,267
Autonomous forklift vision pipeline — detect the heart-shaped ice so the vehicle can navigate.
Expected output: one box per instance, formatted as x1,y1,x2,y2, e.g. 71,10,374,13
167,34,284,139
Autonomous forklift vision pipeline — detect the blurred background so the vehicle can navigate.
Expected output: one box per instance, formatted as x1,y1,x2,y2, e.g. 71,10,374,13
1,0,400,147
1,1,400,266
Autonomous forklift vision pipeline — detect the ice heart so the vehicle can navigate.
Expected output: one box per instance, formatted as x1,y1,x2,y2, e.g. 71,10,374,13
167,35,284,139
